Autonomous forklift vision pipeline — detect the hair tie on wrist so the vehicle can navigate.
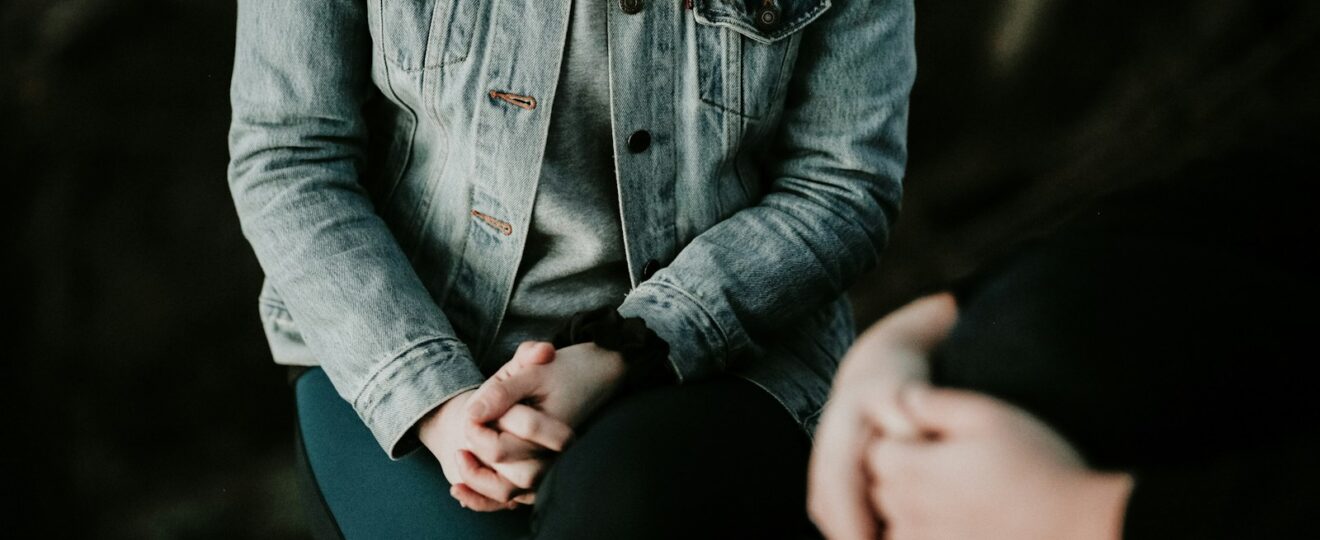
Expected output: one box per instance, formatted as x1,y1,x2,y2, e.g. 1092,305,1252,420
552,306,675,393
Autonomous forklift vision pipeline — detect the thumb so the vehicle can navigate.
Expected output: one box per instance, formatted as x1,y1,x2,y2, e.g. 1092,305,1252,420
876,292,960,352
467,373,538,425
493,342,555,380
514,341,556,367
899,385,1003,437
472,343,555,423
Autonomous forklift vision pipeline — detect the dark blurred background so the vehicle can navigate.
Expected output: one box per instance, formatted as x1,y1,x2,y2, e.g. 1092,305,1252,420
6,0,1317,537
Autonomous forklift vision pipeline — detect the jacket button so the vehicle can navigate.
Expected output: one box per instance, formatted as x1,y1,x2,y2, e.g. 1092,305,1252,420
627,130,651,153
620,0,644,14
755,5,781,30
641,259,662,280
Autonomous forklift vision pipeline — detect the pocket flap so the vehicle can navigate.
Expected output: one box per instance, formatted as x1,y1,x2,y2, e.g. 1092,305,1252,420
693,0,831,44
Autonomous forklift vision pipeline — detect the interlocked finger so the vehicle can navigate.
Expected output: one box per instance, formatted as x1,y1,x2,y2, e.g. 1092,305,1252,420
455,449,525,503
495,404,574,452
465,420,546,464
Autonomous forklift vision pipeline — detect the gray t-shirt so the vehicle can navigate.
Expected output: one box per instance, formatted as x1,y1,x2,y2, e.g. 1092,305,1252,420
487,0,630,368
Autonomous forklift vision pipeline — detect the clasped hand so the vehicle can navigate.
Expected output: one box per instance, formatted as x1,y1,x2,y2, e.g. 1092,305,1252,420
418,341,627,512
807,294,1131,540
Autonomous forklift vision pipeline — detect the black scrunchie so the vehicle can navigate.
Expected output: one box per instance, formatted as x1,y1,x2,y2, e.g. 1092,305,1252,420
552,306,676,393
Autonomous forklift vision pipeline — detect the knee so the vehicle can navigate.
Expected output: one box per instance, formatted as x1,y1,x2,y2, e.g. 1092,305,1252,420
527,381,812,539
529,425,688,539
528,414,806,539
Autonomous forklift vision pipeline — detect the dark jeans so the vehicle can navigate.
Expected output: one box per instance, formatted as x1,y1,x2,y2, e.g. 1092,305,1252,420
292,367,818,539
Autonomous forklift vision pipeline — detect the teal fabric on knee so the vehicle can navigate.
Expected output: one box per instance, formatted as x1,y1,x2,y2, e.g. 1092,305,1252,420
295,368,531,539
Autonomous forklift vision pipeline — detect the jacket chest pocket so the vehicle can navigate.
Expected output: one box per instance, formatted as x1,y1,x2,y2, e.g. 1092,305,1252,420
693,0,830,119
366,0,482,71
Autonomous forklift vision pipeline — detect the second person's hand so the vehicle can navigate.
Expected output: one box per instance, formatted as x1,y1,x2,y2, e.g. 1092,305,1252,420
808,293,959,540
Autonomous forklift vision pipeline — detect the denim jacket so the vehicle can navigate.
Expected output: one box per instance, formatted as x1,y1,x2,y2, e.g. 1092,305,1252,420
228,0,914,459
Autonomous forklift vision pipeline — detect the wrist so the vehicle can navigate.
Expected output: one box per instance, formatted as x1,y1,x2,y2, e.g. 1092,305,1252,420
599,344,627,377
581,342,628,387
553,306,675,393
418,390,472,441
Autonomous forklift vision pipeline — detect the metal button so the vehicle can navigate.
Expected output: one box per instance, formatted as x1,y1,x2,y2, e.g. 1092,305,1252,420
627,130,651,153
755,4,780,30
641,259,662,280
621,0,644,14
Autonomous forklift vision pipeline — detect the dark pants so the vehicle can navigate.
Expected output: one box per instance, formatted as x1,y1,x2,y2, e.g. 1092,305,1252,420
292,367,818,539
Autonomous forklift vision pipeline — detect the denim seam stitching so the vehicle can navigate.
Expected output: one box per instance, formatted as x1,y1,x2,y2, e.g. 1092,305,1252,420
386,380,483,458
647,279,734,367
389,0,476,72
351,336,462,412
694,0,831,44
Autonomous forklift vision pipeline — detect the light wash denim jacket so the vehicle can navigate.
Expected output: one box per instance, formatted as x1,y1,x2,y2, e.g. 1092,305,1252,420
228,0,914,459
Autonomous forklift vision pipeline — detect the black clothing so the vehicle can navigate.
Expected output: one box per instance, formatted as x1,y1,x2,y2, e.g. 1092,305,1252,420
933,173,1318,538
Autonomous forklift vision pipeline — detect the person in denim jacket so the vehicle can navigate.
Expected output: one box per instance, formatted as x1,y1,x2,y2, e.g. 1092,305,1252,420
228,0,913,536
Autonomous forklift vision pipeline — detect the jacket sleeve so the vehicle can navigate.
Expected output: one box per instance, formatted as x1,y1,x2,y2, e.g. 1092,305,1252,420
227,0,484,459
617,0,915,380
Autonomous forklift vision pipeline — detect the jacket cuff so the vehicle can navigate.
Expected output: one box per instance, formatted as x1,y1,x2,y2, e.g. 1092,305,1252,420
616,278,745,383
352,337,485,460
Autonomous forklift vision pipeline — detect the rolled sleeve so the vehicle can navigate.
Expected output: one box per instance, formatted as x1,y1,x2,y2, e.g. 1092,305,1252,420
618,0,914,381
228,0,485,460
353,338,485,459
616,279,740,382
